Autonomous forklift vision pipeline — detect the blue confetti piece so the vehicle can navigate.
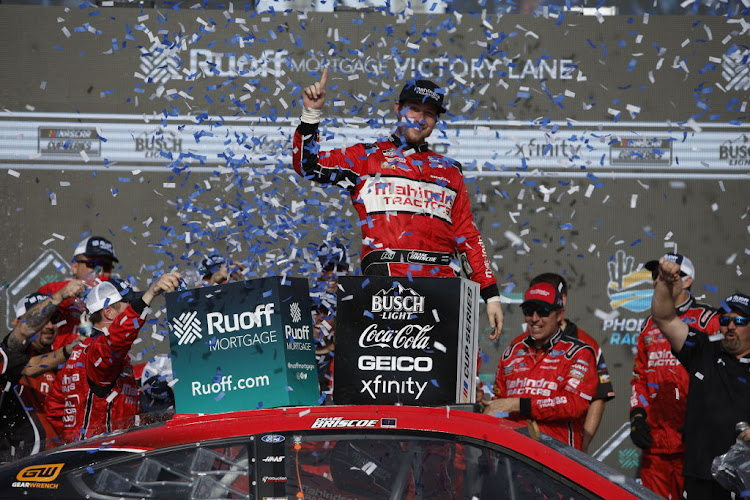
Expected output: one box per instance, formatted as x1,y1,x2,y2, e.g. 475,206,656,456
638,394,649,407
430,379,440,387
363,310,373,319
215,391,225,401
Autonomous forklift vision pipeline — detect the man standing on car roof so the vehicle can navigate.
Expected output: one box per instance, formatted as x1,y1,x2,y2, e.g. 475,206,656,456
292,69,504,339
485,282,599,450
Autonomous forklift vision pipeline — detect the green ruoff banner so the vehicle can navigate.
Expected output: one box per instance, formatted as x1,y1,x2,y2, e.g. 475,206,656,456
166,277,319,414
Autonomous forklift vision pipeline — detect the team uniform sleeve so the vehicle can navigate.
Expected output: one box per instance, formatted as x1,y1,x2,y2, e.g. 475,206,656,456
493,347,511,399
449,170,498,301
85,305,144,392
630,317,652,414
520,345,598,422
292,122,364,190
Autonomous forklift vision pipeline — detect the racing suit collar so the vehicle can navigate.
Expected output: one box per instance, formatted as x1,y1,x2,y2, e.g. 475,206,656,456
523,327,564,352
389,133,431,154
675,294,695,316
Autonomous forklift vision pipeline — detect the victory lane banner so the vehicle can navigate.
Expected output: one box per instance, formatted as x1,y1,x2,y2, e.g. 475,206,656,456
166,277,319,414
334,276,479,406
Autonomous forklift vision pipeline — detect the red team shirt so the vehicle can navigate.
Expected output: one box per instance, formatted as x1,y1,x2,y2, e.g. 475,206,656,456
293,125,498,300
45,304,143,443
495,330,599,450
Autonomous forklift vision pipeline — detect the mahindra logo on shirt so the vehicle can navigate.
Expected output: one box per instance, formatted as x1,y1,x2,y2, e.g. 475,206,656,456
360,176,456,223
528,288,551,299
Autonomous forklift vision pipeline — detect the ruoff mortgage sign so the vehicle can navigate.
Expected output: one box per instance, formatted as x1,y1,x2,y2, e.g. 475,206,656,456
334,276,479,406
166,277,319,414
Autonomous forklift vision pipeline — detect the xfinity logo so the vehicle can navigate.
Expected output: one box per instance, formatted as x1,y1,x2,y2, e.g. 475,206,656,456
171,311,202,346
311,417,378,429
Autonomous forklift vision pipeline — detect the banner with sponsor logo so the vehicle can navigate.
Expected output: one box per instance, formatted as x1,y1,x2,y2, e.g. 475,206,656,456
334,276,478,405
166,277,319,413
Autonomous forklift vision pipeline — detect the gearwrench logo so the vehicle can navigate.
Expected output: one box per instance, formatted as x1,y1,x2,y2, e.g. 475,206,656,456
171,311,202,345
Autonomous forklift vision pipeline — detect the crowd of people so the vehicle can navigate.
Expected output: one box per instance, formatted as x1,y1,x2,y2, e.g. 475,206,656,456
1,73,749,500
295,71,750,499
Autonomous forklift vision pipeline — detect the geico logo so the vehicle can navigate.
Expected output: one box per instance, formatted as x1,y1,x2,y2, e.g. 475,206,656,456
371,295,425,313
358,355,433,372
206,303,274,336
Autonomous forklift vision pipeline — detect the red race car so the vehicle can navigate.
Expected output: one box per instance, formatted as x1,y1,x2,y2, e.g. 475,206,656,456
0,404,657,499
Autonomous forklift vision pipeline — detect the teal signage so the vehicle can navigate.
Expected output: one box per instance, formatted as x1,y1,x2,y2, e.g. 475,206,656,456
166,277,319,414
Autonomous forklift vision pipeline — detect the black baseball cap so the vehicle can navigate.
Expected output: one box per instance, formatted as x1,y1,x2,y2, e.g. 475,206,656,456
74,236,119,262
399,79,447,114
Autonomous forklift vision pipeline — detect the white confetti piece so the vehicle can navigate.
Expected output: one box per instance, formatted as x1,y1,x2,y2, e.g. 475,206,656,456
298,409,311,416
163,183,176,188
433,341,446,353
80,149,89,163
53,233,65,240
7,169,20,178
49,192,57,206
106,390,119,403
695,371,704,380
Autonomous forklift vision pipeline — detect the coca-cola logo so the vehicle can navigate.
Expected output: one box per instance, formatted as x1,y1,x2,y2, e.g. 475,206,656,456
358,324,433,350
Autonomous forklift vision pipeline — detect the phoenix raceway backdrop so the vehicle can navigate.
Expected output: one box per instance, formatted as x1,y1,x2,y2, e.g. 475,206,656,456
0,3,748,476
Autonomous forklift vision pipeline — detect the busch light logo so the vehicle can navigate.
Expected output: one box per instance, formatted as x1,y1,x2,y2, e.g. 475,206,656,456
371,283,425,320
721,47,750,91
171,311,202,345
289,301,302,323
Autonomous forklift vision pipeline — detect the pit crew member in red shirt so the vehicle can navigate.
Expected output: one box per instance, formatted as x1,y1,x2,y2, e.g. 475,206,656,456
293,69,503,338
529,273,616,453
38,235,120,350
45,272,179,443
485,282,598,450
630,254,718,499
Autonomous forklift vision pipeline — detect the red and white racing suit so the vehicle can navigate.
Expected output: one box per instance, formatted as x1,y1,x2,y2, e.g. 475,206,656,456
39,279,110,351
630,295,718,499
494,330,598,450
45,302,144,443
293,123,499,301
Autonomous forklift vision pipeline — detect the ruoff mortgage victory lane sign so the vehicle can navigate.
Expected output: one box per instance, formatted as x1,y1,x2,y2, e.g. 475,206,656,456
166,277,319,413
334,276,479,406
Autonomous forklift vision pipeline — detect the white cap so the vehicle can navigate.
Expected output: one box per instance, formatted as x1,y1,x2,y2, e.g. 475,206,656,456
85,281,122,314
679,256,695,280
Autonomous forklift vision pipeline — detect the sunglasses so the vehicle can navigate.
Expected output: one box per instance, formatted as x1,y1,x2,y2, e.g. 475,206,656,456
719,316,749,327
521,305,557,318
74,259,112,269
